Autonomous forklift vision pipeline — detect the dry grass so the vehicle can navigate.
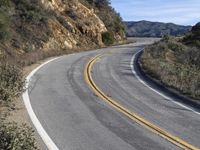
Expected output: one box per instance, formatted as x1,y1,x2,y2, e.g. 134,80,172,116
141,37,200,100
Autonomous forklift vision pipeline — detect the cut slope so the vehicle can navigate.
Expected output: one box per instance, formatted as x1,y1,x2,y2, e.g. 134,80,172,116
0,0,125,61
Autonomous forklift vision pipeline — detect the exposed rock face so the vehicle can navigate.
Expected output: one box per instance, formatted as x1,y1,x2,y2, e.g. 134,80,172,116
40,0,107,50
43,18,77,50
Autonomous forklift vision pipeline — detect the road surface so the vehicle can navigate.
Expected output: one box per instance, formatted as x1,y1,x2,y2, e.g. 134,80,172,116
27,38,200,150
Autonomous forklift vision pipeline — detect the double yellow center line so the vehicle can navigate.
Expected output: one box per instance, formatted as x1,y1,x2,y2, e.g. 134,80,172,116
84,54,199,150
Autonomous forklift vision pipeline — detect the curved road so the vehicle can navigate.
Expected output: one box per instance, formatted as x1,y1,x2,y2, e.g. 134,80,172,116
28,39,200,150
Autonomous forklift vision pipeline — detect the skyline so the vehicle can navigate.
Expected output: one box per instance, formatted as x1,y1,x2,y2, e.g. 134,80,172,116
111,0,200,25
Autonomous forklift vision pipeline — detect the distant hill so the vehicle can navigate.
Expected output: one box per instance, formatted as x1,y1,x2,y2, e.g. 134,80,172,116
124,20,192,37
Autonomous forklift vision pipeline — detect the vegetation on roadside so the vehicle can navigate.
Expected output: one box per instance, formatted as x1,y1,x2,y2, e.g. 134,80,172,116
141,22,200,100
102,31,114,45
0,2,38,149
0,1,48,149
0,63,24,106
0,62,39,150
0,119,38,150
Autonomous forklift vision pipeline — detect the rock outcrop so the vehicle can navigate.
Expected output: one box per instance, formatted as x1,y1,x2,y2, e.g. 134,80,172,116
40,0,107,50
0,0,125,58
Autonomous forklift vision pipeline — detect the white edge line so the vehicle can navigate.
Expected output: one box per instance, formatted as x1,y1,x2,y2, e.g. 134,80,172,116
22,57,60,150
130,49,200,115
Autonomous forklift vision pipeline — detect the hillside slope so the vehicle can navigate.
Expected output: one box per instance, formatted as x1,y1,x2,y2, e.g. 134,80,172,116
141,22,200,100
124,20,191,37
0,0,125,63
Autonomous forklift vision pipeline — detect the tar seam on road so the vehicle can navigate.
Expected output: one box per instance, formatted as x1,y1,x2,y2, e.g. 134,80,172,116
130,49,200,115
84,54,199,150
22,58,60,150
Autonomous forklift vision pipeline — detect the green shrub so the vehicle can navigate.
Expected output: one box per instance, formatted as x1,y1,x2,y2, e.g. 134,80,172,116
102,32,114,46
85,0,94,5
162,35,170,41
0,0,10,8
0,63,24,105
15,0,47,23
183,22,200,48
191,22,200,35
0,121,38,150
0,10,10,41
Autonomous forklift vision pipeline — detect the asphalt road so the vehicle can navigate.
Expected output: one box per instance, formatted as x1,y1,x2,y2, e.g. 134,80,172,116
28,38,200,150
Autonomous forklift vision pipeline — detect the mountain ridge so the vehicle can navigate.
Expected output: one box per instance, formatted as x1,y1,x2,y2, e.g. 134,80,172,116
124,20,192,37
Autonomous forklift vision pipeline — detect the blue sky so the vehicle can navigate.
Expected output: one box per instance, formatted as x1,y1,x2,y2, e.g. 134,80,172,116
111,0,200,25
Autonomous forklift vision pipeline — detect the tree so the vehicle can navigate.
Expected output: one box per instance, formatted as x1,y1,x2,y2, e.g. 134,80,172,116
95,0,111,8
85,0,95,5
102,32,114,46
191,22,200,35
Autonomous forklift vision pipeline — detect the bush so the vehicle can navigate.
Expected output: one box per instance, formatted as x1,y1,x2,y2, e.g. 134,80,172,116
0,0,10,8
183,22,200,48
102,32,114,46
15,0,47,24
84,0,94,5
0,63,24,105
0,9,10,41
0,120,38,150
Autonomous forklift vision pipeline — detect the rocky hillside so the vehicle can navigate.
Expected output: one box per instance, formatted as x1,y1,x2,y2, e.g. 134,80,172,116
0,0,125,62
124,20,191,37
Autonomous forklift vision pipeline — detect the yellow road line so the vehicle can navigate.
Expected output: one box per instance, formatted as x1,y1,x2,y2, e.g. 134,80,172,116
84,54,199,150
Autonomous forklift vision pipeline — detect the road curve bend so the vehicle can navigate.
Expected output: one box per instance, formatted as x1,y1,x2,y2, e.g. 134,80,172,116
25,39,200,150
